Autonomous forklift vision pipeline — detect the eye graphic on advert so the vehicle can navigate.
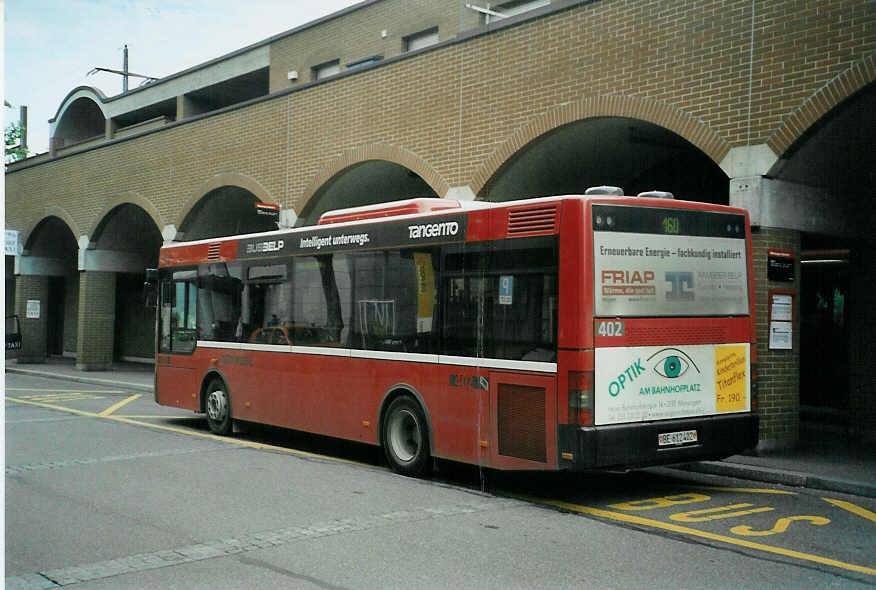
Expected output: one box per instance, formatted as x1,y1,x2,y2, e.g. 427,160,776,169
648,348,699,379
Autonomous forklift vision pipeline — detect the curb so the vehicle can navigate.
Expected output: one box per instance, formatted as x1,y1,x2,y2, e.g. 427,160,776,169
5,366,154,394
672,461,876,498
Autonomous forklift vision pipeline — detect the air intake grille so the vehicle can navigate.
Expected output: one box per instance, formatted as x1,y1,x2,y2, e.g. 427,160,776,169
207,243,222,261
498,383,546,462
507,205,558,236
627,325,728,345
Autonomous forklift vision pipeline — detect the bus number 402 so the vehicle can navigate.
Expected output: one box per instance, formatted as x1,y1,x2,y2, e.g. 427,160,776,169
596,320,624,337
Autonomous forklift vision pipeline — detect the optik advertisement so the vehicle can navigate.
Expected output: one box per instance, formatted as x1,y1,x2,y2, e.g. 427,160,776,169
594,343,750,425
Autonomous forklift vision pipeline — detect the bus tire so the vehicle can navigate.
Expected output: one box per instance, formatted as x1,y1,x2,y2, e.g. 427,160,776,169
382,396,431,477
205,378,232,435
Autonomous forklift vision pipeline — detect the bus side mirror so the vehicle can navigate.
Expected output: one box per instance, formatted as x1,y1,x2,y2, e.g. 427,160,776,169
144,268,159,309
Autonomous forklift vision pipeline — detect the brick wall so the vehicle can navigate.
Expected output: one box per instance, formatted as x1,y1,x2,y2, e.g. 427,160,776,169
751,227,801,449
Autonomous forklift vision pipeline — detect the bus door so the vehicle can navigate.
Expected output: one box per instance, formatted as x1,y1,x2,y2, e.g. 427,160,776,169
156,269,200,410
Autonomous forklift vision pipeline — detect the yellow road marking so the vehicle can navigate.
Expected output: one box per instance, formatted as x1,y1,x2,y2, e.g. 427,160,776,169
15,393,105,402
686,485,797,495
731,516,830,537
113,415,196,419
6,388,125,394
823,498,876,523
523,498,876,576
670,503,775,523
6,396,381,470
99,394,142,416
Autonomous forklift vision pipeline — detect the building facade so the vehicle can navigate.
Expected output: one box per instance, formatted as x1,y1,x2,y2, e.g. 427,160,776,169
6,0,875,449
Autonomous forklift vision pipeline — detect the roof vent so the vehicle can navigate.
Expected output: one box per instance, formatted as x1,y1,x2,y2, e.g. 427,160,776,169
507,204,558,236
207,243,222,260
585,186,624,196
637,190,674,199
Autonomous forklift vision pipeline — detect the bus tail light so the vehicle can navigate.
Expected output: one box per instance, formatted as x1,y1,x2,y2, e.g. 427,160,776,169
569,371,594,426
750,362,759,412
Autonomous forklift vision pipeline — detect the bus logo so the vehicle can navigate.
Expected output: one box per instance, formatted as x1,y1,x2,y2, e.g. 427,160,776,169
408,221,460,240
665,271,694,301
245,239,285,255
601,270,656,296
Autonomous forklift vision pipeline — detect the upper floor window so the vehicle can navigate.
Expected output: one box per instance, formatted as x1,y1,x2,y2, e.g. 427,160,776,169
473,0,550,24
403,27,439,52
312,59,341,81
347,55,383,71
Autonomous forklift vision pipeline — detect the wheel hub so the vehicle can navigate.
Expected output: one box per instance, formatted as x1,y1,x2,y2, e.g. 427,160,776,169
388,409,421,463
206,390,227,422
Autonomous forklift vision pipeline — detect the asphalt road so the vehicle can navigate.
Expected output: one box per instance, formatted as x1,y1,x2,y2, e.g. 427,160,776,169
5,373,875,589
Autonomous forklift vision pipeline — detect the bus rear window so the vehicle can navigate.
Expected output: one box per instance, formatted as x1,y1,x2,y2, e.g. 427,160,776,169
592,204,749,317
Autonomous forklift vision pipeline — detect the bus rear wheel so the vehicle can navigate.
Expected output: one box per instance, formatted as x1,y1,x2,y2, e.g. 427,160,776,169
382,396,431,477
205,379,232,435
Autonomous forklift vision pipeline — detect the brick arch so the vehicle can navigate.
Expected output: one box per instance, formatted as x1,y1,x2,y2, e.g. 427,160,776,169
87,191,164,241
175,172,278,229
298,143,450,214
767,54,876,158
21,205,81,251
469,96,731,198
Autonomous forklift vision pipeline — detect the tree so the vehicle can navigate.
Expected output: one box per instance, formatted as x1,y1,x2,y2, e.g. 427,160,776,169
5,122,28,163
5,100,28,163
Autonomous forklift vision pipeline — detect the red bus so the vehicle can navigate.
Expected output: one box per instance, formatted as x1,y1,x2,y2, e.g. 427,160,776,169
151,190,758,476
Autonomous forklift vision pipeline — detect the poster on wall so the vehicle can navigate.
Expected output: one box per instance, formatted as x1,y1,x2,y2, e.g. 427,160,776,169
26,299,40,319
767,249,795,282
768,292,794,350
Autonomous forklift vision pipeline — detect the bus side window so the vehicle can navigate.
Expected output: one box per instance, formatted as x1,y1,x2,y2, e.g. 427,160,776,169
289,255,351,348
197,263,243,342
485,239,557,361
439,238,557,362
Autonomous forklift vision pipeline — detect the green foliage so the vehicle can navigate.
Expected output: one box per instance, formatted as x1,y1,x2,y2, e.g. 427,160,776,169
5,121,28,163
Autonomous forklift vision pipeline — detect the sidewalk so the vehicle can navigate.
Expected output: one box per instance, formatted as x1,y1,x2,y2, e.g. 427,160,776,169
5,357,875,498
5,356,154,393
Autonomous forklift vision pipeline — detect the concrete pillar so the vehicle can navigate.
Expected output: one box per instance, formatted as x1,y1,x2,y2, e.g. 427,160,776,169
14,274,49,363
105,118,118,140
76,271,117,371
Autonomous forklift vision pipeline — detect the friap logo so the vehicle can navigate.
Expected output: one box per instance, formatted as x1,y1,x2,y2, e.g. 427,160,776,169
607,348,702,397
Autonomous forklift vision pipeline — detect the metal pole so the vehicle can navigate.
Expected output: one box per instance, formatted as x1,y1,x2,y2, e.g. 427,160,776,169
18,105,27,151
123,44,129,92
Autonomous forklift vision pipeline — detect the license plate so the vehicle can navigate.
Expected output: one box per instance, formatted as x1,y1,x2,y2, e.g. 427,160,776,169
658,429,698,447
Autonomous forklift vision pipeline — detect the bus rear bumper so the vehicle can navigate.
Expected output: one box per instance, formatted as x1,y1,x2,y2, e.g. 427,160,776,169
558,413,759,471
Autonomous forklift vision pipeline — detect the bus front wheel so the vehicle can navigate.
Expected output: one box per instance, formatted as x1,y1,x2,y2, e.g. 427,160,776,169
205,379,232,435
382,396,431,477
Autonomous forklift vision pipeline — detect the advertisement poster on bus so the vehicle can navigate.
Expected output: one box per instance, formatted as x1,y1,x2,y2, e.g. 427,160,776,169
593,232,749,317
594,343,750,425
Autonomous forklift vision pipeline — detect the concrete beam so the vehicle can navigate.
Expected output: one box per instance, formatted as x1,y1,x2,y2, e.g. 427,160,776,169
79,249,152,273
15,255,72,277
729,176,857,237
